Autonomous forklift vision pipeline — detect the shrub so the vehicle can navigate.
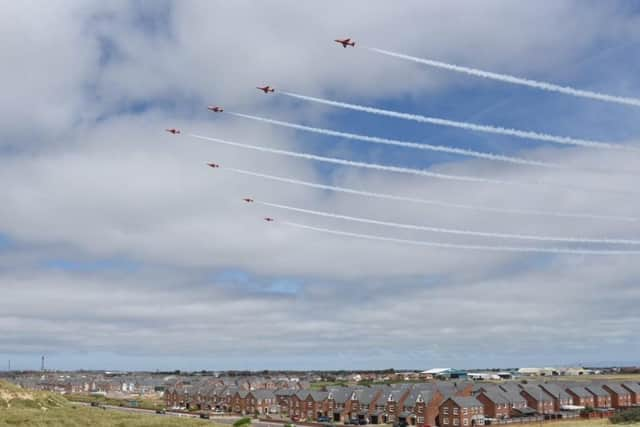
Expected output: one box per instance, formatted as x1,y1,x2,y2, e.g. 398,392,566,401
611,407,640,424
581,406,595,416
234,416,252,427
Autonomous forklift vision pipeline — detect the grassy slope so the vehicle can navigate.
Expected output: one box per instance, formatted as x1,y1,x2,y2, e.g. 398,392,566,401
0,406,219,427
0,381,67,410
0,381,220,426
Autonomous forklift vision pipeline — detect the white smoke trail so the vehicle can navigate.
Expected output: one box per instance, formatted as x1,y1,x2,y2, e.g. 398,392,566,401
228,112,560,168
367,47,640,108
189,134,637,195
189,133,637,196
189,134,512,185
221,167,639,223
257,200,640,246
282,221,640,256
281,91,638,152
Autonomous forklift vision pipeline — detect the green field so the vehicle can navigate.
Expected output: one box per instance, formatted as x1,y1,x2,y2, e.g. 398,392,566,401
65,393,166,411
0,406,220,427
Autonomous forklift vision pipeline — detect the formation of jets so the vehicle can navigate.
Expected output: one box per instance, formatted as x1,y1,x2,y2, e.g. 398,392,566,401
166,38,356,223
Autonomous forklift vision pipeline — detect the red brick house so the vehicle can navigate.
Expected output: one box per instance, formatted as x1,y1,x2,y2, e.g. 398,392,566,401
566,387,595,407
291,390,330,420
275,389,296,415
585,385,612,408
602,384,632,408
476,390,510,420
231,390,251,414
401,389,443,427
622,383,640,405
519,386,554,414
351,388,383,423
384,387,413,424
538,384,573,411
246,390,277,415
439,397,485,427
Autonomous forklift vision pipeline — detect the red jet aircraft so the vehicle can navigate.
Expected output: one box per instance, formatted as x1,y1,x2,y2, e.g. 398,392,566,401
207,106,224,112
257,85,275,93
243,198,254,203
335,38,355,48
207,163,220,168
264,217,275,222
165,128,181,134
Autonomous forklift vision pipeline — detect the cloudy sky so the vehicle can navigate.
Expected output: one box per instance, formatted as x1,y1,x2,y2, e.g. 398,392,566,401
2,0,640,371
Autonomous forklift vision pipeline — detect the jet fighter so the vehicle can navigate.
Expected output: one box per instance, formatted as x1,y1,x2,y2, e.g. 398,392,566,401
334,38,355,48
257,85,275,93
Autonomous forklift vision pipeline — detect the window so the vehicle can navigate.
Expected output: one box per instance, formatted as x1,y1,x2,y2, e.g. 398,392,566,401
463,419,469,426
453,408,459,415
453,419,460,426
463,408,468,415
443,408,449,415
443,417,449,425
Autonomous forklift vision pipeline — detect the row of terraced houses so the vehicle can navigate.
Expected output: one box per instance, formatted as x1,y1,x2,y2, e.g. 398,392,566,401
165,380,640,427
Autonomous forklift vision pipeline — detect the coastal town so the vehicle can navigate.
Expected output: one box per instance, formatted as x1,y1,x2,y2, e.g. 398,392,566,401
3,367,640,426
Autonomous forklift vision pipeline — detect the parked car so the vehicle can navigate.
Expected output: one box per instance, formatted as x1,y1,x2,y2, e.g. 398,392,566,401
317,416,331,422
155,409,166,415
358,419,368,425
200,413,211,419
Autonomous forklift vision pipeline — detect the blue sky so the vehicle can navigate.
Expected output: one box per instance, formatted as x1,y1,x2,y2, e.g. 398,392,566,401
1,0,640,371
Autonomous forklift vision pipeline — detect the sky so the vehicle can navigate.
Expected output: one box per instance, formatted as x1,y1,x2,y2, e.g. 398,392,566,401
1,0,640,371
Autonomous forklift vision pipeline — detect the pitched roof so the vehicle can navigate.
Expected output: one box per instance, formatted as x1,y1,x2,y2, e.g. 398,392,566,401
539,383,571,400
585,385,609,398
449,396,482,408
602,383,629,395
480,390,510,405
622,382,640,393
567,387,592,398
520,385,554,402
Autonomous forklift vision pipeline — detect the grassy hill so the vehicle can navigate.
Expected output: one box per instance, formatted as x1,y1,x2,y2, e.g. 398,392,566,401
0,380,67,410
0,381,221,426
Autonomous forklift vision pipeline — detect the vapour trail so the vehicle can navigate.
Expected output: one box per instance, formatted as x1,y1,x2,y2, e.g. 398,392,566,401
281,222,640,256
189,134,513,185
367,47,640,108
256,200,640,246
189,133,637,196
280,91,637,152
218,166,639,223
228,112,560,168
